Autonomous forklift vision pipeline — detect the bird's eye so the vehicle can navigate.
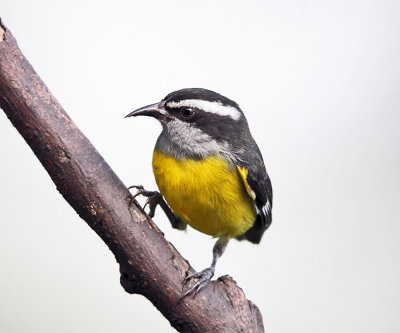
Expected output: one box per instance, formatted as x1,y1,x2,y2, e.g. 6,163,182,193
180,107,195,119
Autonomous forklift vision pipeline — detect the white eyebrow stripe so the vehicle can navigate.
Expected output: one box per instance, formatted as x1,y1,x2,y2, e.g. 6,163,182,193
166,99,241,120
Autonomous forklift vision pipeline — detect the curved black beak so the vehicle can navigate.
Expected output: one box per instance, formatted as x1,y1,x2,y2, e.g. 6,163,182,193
125,102,168,120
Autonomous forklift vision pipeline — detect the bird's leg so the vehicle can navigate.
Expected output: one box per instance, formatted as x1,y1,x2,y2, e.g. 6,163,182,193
182,237,229,298
128,185,186,230
128,185,160,217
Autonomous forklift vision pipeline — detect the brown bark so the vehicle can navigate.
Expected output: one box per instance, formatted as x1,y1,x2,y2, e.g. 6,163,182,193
0,21,264,333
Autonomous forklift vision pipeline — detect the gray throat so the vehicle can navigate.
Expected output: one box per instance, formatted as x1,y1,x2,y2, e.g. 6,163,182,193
155,119,236,163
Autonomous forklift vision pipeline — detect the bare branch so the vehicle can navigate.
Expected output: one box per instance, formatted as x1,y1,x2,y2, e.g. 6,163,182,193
0,21,264,333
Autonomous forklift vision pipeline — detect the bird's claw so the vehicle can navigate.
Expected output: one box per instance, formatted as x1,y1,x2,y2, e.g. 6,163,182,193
181,267,215,299
143,195,161,218
128,185,162,217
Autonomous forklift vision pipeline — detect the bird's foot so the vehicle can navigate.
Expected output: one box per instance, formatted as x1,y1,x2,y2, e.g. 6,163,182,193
181,267,215,298
128,185,162,218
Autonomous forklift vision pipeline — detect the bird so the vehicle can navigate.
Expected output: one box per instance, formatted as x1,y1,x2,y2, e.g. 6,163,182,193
125,88,273,297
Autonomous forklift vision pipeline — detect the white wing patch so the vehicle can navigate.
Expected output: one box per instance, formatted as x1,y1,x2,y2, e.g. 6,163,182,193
263,199,272,217
256,199,271,218
167,99,241,121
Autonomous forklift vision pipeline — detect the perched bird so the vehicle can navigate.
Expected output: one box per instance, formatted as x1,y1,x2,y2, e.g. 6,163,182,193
126,88,273,296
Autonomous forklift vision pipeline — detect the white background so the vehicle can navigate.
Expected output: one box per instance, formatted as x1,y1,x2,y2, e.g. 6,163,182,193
1,1,400,332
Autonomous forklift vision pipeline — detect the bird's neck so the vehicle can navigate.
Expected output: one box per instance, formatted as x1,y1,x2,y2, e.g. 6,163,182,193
155,119,235,164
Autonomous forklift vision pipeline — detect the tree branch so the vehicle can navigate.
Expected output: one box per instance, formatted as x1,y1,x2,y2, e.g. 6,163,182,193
0,21,264,333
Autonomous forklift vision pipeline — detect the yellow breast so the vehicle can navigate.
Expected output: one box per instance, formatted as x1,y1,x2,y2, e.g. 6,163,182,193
152,149,256,238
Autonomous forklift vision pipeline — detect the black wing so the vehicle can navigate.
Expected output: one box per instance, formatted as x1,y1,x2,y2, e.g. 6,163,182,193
236,146,273,244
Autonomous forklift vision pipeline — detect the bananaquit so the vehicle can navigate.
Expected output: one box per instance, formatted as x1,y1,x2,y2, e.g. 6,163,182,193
126,88,273,296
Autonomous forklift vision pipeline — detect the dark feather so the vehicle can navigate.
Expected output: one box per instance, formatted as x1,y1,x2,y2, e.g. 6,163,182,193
236,142,273,244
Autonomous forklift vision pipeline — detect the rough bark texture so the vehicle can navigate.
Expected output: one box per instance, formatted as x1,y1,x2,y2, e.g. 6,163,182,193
0,21,264,333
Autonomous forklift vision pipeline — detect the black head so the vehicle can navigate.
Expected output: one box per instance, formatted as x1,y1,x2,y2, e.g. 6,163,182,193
162,88,240,110
126,88,242,118
126,88,247,141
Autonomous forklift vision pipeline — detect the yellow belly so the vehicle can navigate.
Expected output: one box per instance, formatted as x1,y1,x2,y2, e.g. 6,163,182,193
152,149,256,238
